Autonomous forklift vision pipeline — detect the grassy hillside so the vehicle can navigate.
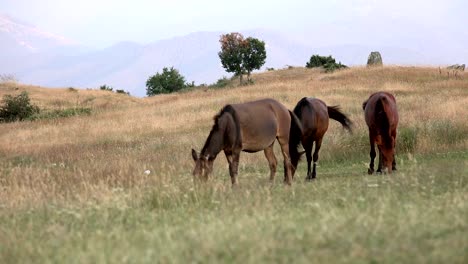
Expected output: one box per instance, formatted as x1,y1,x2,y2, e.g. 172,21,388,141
1,67,467,263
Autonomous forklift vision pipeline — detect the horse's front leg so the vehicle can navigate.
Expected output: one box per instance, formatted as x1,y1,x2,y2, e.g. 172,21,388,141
225,151,240,186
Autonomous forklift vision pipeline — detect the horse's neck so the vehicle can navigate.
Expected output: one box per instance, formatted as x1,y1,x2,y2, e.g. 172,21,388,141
202,116,230,157
202,130,224,157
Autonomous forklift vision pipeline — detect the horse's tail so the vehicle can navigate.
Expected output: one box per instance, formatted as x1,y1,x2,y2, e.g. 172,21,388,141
376,97,392,148
376,97,389,130
327,106,353,133
289,110,303,170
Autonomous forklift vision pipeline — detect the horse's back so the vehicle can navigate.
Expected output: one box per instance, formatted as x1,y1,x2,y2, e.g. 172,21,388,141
231,98,289,123
233,98,288,113
364,92,398,130
231,98,290,152
294,97,329,138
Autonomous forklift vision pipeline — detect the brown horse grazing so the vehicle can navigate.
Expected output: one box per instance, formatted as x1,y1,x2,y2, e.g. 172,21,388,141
191,98,303,185
291,97,352,180
363,92,399,174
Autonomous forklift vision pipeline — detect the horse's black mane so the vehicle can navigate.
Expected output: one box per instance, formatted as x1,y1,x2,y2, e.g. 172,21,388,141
201,105,241,155
293,97,310,119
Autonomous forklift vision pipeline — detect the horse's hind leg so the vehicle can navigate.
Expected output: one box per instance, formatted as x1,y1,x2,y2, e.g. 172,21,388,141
303,140,314,180
377,146,383,173
392,131,397,171
264,144,277,182
311,138,323,179
368,133,376,174
278,139,293,185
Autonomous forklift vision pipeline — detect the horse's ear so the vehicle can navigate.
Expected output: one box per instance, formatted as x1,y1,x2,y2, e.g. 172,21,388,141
191,149,198,162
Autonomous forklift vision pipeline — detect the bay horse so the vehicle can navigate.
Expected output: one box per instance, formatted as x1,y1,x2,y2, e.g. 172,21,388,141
291,97,352,180
363,92,399,174
191,98,303,185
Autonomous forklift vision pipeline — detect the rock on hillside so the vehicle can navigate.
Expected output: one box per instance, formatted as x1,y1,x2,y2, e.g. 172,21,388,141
367,51,383,66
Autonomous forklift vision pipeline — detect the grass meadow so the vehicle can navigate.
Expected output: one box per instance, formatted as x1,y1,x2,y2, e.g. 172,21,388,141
0,66,467,263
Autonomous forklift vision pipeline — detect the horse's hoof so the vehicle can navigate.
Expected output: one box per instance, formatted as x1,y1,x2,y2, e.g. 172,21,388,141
368,168,374,175
305,177,315,181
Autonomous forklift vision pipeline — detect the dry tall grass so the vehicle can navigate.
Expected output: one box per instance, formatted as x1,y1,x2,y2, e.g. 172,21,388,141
0,67,467,263
0,66,467,207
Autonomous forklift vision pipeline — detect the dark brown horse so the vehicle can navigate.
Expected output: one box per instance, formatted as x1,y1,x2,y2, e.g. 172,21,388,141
191,98,302,185
363,92,399,174
291,97,352,180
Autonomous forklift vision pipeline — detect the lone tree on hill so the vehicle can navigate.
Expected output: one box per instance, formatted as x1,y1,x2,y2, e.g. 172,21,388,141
243,37,267,82
219,33,245,84
146,67,186,96
218,33,266,84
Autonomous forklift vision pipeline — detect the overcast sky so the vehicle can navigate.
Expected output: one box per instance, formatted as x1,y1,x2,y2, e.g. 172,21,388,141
1,0,467,48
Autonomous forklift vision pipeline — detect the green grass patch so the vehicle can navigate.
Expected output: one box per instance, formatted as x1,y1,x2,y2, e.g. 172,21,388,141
398,126,418,153
430,120,467,145
1,153,467,263
28,107,92,121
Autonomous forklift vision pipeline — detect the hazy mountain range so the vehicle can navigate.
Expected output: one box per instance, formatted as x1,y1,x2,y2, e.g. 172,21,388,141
1,14,466,96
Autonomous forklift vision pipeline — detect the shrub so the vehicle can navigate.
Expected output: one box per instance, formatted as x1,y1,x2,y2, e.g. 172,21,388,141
306,54,347,72
115,89,130,95
0,74,18,83
210,77,231,88
99,85,130,95
146,67,186,96
324,62,348,73
99,85,113,91
185,81,196,88
0,92,40,123
306,55,335,68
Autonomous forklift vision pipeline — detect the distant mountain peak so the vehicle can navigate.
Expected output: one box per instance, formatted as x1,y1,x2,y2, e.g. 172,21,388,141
0,13,76,52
